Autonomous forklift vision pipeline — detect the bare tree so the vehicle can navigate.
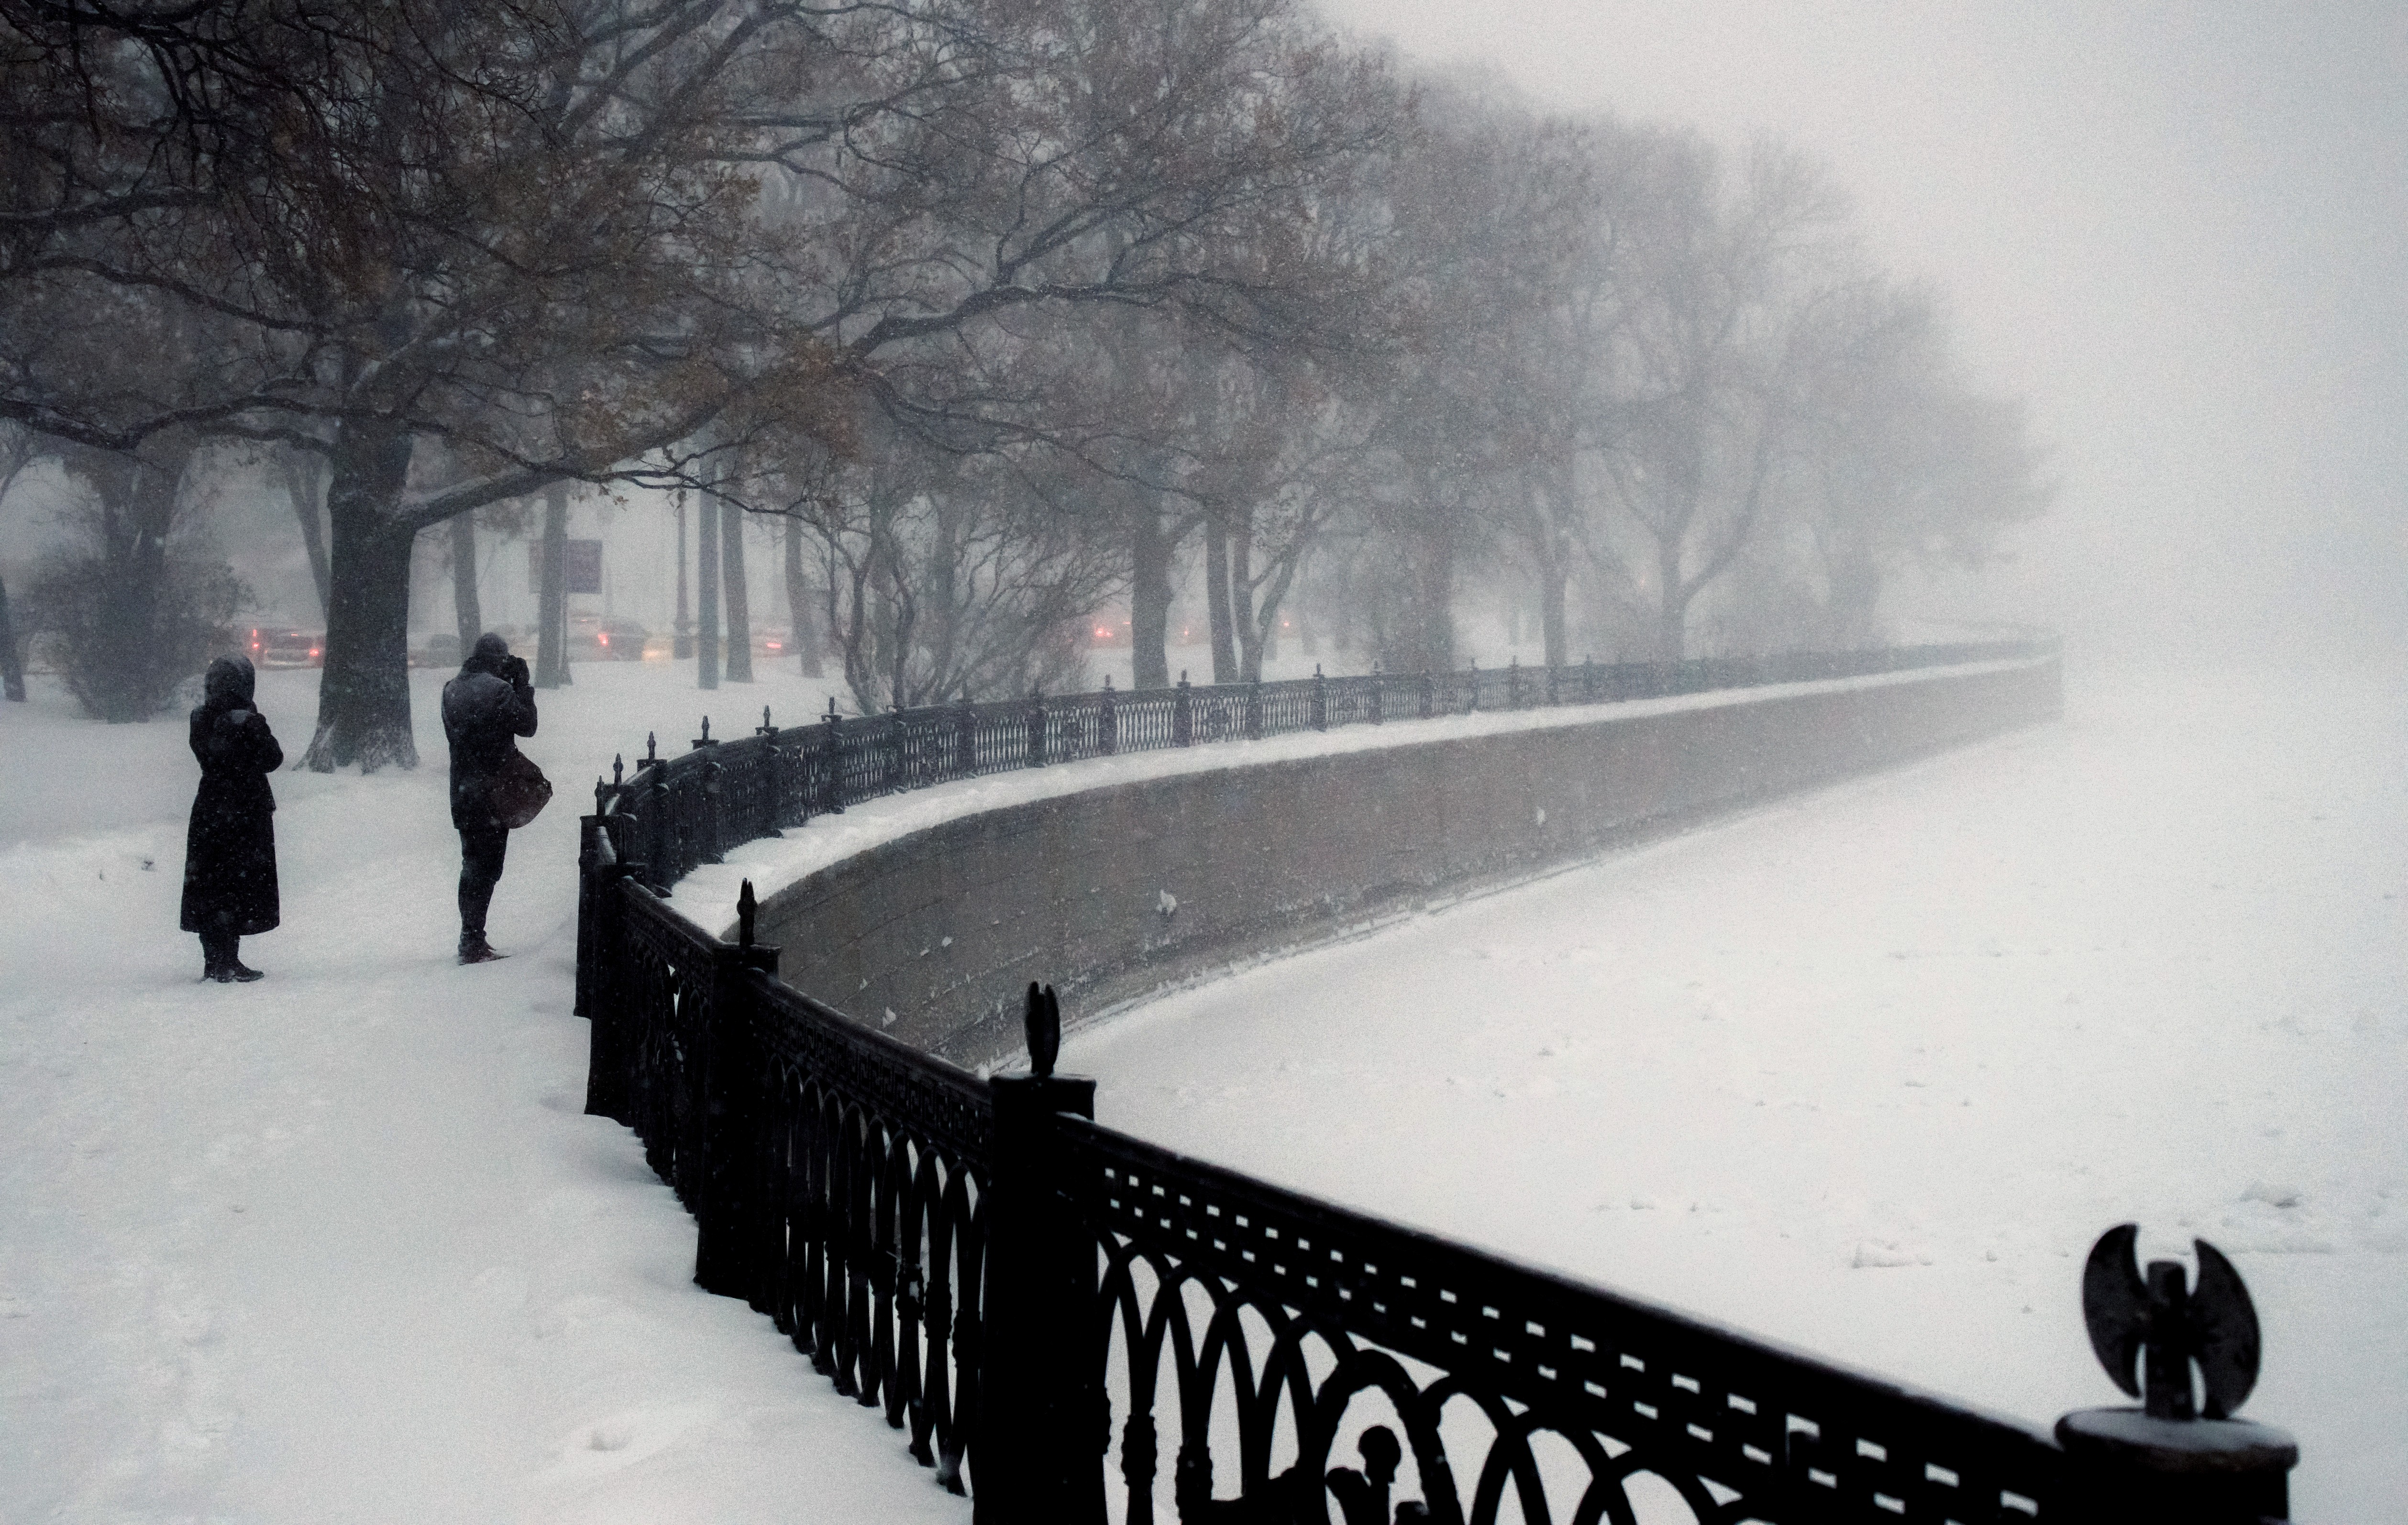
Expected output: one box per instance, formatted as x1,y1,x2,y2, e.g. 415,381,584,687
1590,139,1853,661
1,1,854,765
0,420,37,698
1789,282,2053,645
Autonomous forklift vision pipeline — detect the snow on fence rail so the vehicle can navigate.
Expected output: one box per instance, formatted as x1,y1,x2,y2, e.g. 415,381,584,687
572,643,2302,1525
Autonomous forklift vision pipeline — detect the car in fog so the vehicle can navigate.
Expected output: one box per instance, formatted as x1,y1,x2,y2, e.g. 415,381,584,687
412,631,463,669
248,627,324,668
570,615,651,661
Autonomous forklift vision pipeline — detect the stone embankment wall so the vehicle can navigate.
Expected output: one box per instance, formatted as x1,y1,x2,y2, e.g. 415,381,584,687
756,659,2062,1066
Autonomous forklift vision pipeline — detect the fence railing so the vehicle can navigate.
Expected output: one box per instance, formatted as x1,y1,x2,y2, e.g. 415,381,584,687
583,641,2058,895
574,641,2299,1524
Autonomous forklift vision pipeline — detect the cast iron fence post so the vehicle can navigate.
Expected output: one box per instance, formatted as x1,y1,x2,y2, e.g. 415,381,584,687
574,808,606,1021
1244,679,1262,740
1416,671,1432,719
1027,685,1048,768
956,691,978,778
977,984,1103,1525
1369,665,1383,725
636,732,670,891
1546,661,1559,707
1172,671,1193,747
690,716,724,863
1465,659,1479,714
818,699,846,815
755,707,787,835
578,818,640,1123
695,881,781,1309
885,704,906,792
1582,654,1596,702
1507,656,1523,709
1311,664,1327,730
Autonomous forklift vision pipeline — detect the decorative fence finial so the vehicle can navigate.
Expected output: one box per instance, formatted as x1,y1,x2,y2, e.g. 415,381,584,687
2081,1223,2261,1420
1024,982,1060,1078
645,730,658,763
612,754,624,786
738,878,758,948
699,715,712,743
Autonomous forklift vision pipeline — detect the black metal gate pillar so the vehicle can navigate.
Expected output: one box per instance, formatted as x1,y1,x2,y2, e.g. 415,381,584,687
977,986,1104,1524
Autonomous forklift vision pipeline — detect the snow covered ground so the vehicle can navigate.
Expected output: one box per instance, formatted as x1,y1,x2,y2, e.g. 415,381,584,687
0,660,975,1525
1,654,2397,1521
1060,662,2408,1520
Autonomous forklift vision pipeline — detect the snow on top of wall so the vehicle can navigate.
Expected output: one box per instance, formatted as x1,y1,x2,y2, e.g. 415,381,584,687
670,657,2053,938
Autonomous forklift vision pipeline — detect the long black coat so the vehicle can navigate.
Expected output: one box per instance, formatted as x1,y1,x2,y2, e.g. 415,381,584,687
180,660,283,935
442,639,538,830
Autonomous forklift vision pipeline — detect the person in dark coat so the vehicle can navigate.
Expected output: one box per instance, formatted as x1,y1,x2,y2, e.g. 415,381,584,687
442,632,537,963
181,654,282,981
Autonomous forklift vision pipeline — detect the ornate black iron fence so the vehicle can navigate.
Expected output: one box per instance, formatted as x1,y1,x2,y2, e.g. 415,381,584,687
581,868,993,1492
574,640,2300,1524
583,641,2057,894
1063,1116,2072,1525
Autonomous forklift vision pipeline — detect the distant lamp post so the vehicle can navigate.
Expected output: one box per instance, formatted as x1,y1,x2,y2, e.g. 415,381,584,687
673,489,694,659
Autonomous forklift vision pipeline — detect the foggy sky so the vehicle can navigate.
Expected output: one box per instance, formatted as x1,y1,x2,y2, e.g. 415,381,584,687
1321,0,2408,661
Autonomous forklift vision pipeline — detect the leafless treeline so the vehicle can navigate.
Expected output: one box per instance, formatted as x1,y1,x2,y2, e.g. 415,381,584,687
0,0,2045,761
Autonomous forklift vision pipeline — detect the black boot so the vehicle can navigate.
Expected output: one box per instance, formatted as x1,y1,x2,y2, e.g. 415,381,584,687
459,930,506,965
200,930,235,983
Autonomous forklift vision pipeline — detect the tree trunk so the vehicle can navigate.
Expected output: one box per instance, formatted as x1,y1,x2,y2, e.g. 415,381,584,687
281,455,331,619
1540,565,1568,669
0,572,23,701
1202,510,1237,684
536,484,569,687
72,444,186,723
721,498,753,683
1409,521,1455,675
303,420,419,772
1656,541,1687,663
696,489,720,688
782,513,823,677
1823,543,1882,648
1129,497,1171,690
674,493,693,658
450,510,481,652
1230,517,1261,683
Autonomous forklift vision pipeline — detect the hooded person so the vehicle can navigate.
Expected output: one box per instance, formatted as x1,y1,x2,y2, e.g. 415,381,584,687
180,654,282,981
441,632,537,963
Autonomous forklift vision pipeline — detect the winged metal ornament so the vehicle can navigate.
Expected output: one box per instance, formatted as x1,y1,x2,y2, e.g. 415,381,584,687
2081,1223,2261,1420
1025,981,1061,1079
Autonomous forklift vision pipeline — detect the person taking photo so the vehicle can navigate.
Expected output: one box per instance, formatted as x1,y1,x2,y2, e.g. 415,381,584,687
442,632,541,964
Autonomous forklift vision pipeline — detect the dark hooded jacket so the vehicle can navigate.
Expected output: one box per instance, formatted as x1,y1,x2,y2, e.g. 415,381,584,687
442,634,538,829
180,655,282,934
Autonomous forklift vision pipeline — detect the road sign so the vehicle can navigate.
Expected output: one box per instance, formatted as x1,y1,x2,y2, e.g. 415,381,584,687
529,538,605,594
564,539,602,594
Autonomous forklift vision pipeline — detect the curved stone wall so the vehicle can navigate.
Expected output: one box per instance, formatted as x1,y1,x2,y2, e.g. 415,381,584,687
756,659,2062,1067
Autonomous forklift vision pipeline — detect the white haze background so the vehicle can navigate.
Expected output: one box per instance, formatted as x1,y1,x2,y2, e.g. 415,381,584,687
1318,0,2407,662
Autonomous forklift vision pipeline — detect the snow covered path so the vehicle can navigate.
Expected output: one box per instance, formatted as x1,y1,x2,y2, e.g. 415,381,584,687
1061,663,2408,1520
1,664,972,1525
